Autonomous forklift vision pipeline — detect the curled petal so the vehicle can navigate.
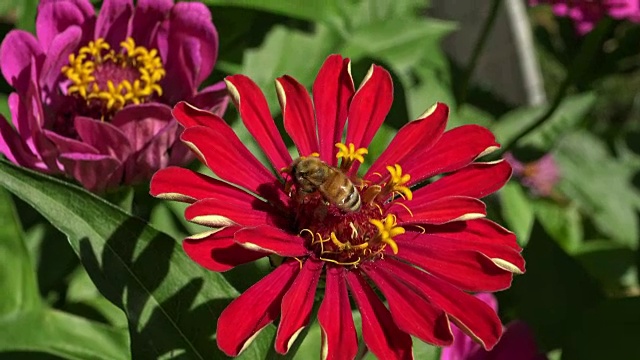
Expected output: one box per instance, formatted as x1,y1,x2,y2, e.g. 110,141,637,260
382,259,503,351
185,198,286,228
151,166,251,203
313,55,354,165
275,258,324,354
414,161,512,202
392,196,487,225
0,31,43,93
366,102,448,181
225,74,292,172
183,227,266,272
345,64,393,173
95,0,133,46
346,271,413,360
403,125,500,187
318,266,358,360
393,232,516,291
234,225,308,257
361,263,454,346
277,75,319,157
217,260,300,356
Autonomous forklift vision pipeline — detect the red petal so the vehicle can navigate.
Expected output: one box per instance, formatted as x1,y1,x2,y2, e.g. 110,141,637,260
183,227,265,272
217,260,300,356
346,271,413,360
275,258,324,354
382,259,503,351
180,125,286,205
313,55,354,165
234,225,308,257
393,232,515,291
418,223,525,274
414,161,512,202
318,266,358,360
345,64,393,173
173,101,225,129
225,74,292,171
361,263,453,346
403,125,500,187
426,218,521,251
392,196,486,225
366,102,448,181
151,166,250,203
185,197,286,228
277,75,319,157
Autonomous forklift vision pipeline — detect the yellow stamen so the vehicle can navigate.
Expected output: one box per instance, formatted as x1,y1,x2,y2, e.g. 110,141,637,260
383,164,413,201
330,232,369,251
62,37,165,114
336,142,368,170
370,214,404,254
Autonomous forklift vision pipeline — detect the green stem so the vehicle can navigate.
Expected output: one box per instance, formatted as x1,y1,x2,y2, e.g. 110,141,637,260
497,17,615,156
457,0,504,106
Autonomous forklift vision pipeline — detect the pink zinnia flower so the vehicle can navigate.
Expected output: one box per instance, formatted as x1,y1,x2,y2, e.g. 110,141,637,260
505,153,559,197
441,293,547,360
151,54,526,359
0,0,227,192
530,0,640,34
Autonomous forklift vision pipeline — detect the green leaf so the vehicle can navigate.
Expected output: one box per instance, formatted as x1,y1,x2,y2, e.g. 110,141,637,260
0,188,40,316
555,131,640,247
0,309,129,360
16,0,38,33
533,200,583,253
573,240,637,293
202,0,340,23
492,93,596,150
562,297,640,360
0,94,10,122
499,181,535,247
502,221,604,351
0,159,274,359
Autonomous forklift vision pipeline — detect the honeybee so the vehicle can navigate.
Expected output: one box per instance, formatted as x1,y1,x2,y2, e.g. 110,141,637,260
286,157,361,212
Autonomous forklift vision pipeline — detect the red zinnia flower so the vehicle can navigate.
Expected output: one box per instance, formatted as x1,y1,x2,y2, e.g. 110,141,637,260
151,54,525,359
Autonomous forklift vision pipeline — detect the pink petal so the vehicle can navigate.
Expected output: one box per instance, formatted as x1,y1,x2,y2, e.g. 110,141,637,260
43,129,99,154
414,161,512,202
111,103,173,152
179,124,284,203
189,81,229,117
313,55,354,165
318,266,358,360
275,258,324,354
403,125,500,187
392,196,487,225
366,102,448,181
225,75,292,172
0,114,44,170
74,116,132,160
392,232,515,292
183,227,266,272
361,263,454,346
122,120,178,184
345,64,393,173
382,259,503,351
0,31,43,94
277,75,319,157
95,0,133,46
217,260,300,356
36,0,95,50
58,152,121,192
234,225,308,257
130,0,172,47
346,271,413,360
40,26,82,94
185,197,286,228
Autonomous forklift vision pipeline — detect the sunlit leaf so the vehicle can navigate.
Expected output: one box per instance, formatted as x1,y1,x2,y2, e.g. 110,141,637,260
0,159,274,359
500,181,535,247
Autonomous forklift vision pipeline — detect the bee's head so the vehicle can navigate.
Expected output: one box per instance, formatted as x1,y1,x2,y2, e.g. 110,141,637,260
293,157,328,186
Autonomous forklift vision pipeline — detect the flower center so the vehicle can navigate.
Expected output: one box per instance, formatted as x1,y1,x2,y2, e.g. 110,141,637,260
286,143,411,267
61,37,165,118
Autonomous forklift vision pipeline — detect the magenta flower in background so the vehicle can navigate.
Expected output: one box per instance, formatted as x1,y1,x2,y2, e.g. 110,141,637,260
505,153,559,197
441,293,547,360
530,0,640,34
0,0,227,192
